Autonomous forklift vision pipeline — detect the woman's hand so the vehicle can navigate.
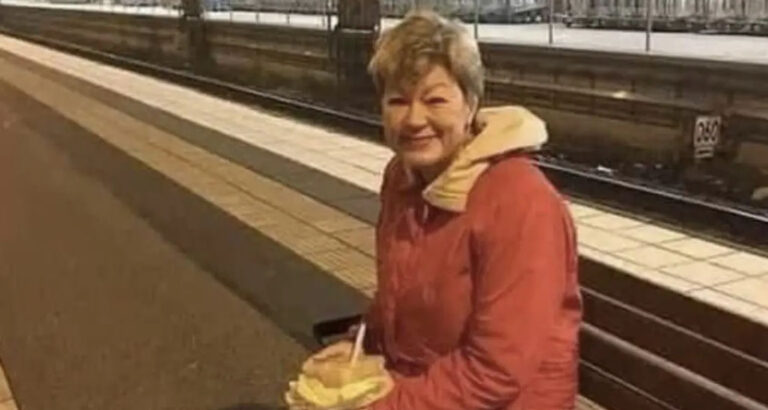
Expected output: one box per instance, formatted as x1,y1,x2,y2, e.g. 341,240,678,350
291,340,393,409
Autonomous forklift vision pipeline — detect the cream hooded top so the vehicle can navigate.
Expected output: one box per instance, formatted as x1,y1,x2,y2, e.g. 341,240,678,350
420,105,548,212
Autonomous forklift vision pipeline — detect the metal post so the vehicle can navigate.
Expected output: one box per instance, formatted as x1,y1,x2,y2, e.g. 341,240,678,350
645,0,652,51
548,0,554,44
182,0,202,20
474,0,479,38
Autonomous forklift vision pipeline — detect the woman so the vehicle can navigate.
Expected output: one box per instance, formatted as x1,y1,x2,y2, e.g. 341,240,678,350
308,10,582,410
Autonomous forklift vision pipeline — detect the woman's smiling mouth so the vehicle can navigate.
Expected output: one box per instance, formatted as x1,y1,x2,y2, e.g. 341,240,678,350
400,135,436,150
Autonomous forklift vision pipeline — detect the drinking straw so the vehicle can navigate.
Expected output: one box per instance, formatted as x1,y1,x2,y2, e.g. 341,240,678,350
349,323,366,365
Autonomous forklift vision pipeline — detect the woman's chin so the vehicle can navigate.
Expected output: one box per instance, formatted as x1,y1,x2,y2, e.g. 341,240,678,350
400,150,443,170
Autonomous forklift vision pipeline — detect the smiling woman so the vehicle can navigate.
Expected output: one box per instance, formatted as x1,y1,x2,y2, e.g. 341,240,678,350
300,10,583,410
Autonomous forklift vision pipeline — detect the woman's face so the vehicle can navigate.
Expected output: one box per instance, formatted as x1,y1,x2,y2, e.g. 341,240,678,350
381,64,475,174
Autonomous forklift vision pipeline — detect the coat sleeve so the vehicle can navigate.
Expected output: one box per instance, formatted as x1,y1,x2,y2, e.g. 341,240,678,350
370,184,575,410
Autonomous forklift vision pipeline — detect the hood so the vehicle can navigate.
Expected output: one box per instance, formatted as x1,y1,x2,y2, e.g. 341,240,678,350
422,106,548,212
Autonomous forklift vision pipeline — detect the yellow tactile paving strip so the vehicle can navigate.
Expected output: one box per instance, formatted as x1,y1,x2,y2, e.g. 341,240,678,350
0,56,379,299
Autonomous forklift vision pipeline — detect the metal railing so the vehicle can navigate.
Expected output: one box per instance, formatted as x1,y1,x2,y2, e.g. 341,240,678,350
3,0,767,62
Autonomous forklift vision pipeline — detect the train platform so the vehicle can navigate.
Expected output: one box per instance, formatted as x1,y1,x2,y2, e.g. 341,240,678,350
0,34,609,410
2,33,763,322
0,32,765,409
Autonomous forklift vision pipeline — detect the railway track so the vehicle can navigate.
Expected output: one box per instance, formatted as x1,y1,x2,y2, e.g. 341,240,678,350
3,27,768,410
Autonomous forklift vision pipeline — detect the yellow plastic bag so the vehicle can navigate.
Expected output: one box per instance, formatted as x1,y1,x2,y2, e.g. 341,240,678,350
284,354,393,410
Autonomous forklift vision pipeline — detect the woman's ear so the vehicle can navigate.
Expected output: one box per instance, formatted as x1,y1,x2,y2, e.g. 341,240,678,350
467,99,480,134
466,99,477,130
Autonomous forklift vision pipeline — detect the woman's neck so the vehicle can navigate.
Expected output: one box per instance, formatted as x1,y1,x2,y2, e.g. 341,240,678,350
416,161,450,185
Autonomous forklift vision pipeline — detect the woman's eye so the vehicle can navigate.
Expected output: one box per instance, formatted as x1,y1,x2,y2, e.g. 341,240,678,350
426,97,448,105
387,97,408,106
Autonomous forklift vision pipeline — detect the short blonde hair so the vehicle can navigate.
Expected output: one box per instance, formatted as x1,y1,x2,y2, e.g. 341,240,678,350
367,10,484,107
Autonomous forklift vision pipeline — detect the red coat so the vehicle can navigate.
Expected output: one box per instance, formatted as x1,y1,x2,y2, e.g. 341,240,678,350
365,122,582,409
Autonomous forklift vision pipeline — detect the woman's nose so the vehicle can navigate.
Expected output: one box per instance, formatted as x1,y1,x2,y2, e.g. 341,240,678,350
404,102,428,130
